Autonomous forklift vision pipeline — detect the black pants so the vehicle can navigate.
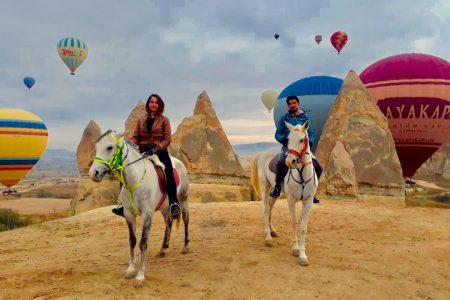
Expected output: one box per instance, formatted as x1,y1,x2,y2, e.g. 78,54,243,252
275,153,323,186
155,149,179,204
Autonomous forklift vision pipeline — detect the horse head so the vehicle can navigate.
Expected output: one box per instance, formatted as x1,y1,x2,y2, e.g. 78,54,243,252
89,130,125,182
284,121,310,169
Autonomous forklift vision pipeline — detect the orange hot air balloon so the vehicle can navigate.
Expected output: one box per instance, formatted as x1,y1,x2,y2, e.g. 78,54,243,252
360,53,450,178
330,31,348,54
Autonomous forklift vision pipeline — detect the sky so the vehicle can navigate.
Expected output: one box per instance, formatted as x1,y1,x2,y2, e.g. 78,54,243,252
1,0,450,151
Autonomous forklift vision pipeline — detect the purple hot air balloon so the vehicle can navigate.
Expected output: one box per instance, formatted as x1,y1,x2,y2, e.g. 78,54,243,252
315,35,322,45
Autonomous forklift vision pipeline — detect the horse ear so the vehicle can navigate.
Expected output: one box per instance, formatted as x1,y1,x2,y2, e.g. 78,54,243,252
304,120,309,130
114,132,125,139
284,121,293,131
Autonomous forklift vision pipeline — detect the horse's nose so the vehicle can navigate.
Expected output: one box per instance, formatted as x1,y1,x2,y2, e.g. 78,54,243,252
95,170,99,176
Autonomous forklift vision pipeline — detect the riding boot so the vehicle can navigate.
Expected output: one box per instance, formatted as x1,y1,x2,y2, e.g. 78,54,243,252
112,182,125,217
312,158,323,204
157,150,181,217
269,158,288,198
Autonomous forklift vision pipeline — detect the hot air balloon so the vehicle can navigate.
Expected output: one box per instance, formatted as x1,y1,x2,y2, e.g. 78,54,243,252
261,90,278,112
0,109,48,191
274,34,280,40
360,53,450,178
23,77,35,90
315,35,322,45
273,76,343,151
330,31,348,54
57,37,88,75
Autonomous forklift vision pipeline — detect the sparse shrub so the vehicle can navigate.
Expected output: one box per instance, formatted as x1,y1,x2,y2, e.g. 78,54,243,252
0,209,31,231
37,189,53,198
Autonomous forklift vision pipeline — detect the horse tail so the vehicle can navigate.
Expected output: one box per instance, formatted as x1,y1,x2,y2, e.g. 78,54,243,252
250,152,262,199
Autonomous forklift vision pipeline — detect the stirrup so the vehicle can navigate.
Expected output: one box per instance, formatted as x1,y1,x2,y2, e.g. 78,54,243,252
269,186,281,198
170,203,181,217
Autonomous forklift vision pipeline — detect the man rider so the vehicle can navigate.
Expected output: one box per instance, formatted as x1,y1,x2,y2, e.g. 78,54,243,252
269,95,323,203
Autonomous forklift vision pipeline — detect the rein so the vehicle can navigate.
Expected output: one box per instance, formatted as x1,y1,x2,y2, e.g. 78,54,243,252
94,134,147,216
286,136,316,200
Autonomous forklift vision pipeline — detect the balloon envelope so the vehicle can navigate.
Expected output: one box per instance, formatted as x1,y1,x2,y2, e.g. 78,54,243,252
0,109,48,187
330,31,348,53
315,35,322,45
360,53,450,178
274,34,279,40
23,77,35,89
57,37,88,75
261,90,278,112
273,76,343,151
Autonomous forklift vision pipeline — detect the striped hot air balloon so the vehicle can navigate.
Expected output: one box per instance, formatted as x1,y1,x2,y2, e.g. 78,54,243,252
330,31,348,54
57,37,88,75
0,109,48,188
360,53,450,178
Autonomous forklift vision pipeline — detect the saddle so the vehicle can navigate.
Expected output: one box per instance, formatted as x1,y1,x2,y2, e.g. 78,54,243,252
147,155,180,211
269,155,279,173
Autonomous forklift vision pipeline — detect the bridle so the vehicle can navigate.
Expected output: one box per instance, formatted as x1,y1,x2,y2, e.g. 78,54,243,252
93,134,147,216
287,136,310,166
286,135,317,200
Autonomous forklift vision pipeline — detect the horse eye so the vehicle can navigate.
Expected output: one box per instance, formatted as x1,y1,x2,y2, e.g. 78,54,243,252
106,146,113,151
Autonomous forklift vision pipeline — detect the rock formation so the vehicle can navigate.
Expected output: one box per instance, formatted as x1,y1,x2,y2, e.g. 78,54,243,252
76,120,101,176
124,100,146,140
69,175,120,216
169,91,245,176
318,137,358,199
316,70,405,203
416,141,450,179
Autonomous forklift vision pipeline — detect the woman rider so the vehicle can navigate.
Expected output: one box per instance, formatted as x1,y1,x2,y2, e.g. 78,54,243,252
112,94,182,217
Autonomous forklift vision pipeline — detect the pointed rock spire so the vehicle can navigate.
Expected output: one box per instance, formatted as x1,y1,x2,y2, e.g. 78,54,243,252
76,120,101,176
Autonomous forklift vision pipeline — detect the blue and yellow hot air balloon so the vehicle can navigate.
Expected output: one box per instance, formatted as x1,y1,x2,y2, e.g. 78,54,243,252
57,37,88,75
0,109,48,188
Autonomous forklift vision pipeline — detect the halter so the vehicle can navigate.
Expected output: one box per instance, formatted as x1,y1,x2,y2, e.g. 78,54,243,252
94,134,147,216
287,136,309,166
286,135,316,200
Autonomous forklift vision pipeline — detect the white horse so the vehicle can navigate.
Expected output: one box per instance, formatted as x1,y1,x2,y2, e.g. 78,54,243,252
88,130,190,287
251,121,318,266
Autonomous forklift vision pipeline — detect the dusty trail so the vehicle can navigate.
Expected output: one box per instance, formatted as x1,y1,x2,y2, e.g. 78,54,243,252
0,200,449,299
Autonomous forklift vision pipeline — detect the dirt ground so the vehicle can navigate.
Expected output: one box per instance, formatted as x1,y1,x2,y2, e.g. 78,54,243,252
0,200,449,300
0,198,71,215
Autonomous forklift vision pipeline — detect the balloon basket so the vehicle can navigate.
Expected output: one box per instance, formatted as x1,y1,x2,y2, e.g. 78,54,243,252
70,72,76,75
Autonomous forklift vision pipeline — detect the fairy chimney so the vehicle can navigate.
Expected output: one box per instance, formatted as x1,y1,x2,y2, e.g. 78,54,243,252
416,140,450,179
169,91,245,176
124,100,147,140
316,70,405,202
76,120,101,176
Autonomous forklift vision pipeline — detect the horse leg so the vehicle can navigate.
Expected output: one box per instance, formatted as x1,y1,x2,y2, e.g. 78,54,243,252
180,198,190,254
124,211,137,279
298,197,313,266
269,196,279,237
261,183,273,247
287,196,300,257
158,211,172,257
135,211,153,287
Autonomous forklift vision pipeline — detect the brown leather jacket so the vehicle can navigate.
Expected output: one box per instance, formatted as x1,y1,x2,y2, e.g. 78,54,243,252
130,114,172,152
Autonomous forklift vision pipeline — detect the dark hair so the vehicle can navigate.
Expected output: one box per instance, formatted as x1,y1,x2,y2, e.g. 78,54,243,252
286,95,300,104
145,94,165,115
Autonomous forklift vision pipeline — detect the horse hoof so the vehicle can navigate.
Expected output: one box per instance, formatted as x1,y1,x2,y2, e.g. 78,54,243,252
134,279,145,288
299,257,309,266
265,239,273,247
181,246,190,254
270,231,279,238
125,271,135,279
157,251,166,258
292,249,300,257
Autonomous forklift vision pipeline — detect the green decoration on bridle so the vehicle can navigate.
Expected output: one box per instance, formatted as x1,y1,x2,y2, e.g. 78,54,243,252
94,134,147,216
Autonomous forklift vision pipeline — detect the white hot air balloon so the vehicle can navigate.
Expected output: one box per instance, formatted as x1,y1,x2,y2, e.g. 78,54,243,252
260,90,278,112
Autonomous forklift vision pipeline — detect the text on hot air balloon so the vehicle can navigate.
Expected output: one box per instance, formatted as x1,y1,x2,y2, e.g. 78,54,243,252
378,98,450,119
61,48,83,57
